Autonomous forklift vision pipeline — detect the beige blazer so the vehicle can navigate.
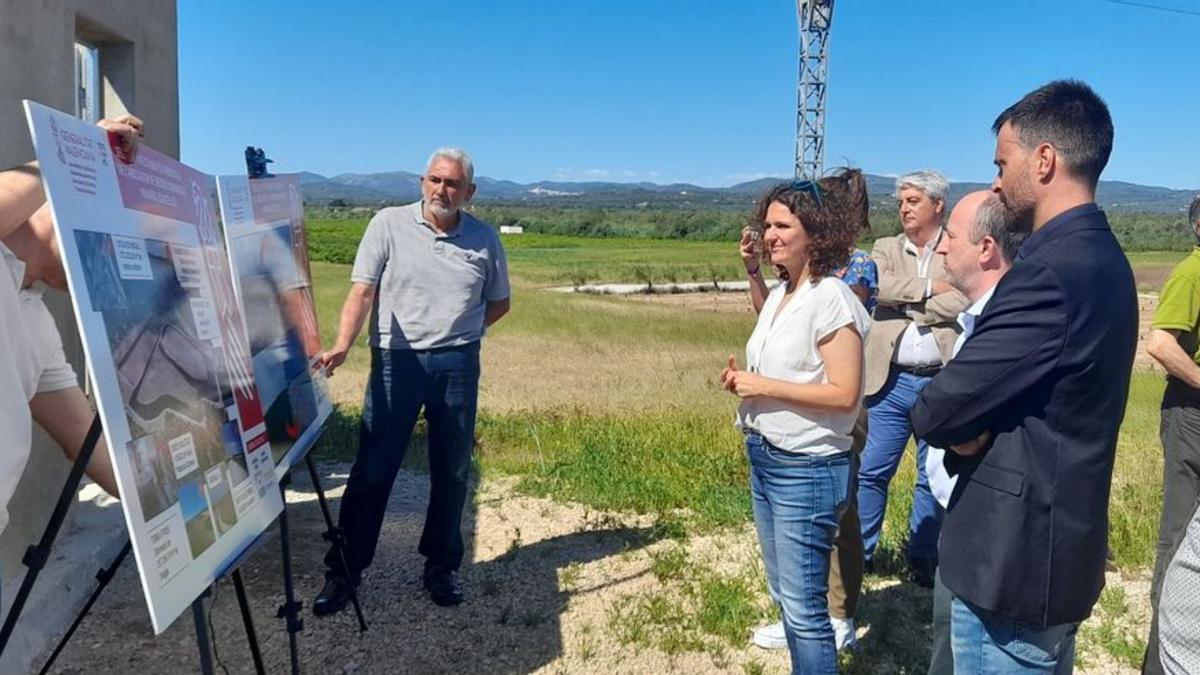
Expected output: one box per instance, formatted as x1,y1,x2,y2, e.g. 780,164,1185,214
864,232,968,397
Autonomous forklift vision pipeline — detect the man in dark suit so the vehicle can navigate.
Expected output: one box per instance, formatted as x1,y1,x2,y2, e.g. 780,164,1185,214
911,80,1138,673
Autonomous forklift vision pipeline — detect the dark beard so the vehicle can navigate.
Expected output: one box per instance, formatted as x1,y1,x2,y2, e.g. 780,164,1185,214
1000,195,1034,235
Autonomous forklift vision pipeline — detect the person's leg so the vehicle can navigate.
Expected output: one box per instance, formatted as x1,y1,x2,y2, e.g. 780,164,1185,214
761,448,847,675
828,450,863,621
858,369,915,563
908,375,944,578
1145,401,1200,675
326,348,426,581
951,596,1078,674
418,343,481,575
928,565,953,675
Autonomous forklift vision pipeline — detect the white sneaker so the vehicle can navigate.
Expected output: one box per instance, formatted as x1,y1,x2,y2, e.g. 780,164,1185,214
832,617,858,652
752,621,787,649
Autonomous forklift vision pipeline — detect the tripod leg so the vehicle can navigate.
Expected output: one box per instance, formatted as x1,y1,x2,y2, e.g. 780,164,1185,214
305,454,368,631
192,593,215,675
0,414,103,658
231,569,266,675
36,539,131,675
276,476,302,675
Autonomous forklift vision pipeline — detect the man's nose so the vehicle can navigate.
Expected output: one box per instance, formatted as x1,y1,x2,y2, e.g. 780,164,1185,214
991,176,1002,193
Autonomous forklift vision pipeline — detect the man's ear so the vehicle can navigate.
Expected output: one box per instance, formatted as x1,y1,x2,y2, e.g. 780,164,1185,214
1034,142,1056,185
979,236,1000,267
465,183,477,202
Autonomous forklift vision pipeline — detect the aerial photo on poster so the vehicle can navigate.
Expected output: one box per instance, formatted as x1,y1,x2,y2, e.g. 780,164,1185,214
24,101,284,634
216,174,331,475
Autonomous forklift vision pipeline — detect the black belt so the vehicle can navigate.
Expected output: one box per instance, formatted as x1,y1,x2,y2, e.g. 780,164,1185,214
894,363,941,377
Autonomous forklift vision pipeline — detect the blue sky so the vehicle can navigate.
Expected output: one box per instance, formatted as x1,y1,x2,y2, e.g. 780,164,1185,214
179,0,1200,189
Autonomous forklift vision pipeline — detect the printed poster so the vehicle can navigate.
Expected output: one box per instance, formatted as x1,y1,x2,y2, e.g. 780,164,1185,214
216,174,332,475
24,102,284,634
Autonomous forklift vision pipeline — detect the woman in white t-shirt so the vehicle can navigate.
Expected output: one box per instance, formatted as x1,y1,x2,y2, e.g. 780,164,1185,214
720,170,871,675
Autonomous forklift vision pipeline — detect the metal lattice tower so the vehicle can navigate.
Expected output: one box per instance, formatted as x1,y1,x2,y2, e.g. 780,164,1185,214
795,0,834,180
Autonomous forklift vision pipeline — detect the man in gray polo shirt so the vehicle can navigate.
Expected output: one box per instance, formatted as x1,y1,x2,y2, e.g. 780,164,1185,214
313,147,510,613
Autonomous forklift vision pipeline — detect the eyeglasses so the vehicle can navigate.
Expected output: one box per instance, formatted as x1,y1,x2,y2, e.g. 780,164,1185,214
790,179,823,207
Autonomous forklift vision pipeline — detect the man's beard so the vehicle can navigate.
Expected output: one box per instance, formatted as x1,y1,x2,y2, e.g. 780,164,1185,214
427,200,459,219
999,187,1035,235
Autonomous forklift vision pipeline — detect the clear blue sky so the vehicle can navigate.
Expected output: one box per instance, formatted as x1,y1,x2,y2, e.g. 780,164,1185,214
179,0,1200,189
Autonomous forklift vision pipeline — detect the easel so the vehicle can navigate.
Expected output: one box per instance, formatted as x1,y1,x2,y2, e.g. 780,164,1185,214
9,416,366,674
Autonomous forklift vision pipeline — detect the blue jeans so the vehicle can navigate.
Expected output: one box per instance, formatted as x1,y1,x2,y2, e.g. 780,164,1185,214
950,597,1079,674
747,432,849,675
326,344,481,581
857,369,943,566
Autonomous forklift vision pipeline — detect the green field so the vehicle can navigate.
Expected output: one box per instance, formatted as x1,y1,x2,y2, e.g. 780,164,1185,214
307,227,1168,671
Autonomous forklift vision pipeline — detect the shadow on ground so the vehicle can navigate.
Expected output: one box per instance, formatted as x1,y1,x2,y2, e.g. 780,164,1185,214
38,454,660,674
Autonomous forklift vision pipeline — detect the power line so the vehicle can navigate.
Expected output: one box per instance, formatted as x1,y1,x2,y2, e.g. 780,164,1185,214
1103,0,1200,17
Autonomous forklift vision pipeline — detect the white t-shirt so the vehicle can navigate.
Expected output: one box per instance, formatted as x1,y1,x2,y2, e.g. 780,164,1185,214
737,276,872,455
0,243,40,534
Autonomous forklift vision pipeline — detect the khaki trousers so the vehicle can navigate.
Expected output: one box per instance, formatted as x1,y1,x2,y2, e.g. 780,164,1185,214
828,410,867,619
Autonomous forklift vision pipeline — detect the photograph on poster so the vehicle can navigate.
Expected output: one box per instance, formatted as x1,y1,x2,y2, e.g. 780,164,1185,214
25,101,284,633
218,175,331,474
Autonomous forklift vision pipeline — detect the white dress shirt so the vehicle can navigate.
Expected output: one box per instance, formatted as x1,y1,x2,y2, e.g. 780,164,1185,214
926,285,996,508
894,229,945,367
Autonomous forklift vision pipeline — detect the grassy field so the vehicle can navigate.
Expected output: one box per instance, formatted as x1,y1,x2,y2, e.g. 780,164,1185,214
308,234,1171,671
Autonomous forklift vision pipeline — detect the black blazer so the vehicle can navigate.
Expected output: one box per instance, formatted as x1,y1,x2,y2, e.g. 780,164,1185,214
911,203,1137,626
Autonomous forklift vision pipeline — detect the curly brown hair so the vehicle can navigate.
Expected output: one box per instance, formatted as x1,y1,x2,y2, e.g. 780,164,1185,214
747,168,869,282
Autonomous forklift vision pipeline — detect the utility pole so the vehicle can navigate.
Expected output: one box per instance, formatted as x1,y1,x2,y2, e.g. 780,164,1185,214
795,0,834,180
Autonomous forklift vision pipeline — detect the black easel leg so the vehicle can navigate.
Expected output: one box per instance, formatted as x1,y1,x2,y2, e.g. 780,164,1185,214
0,414,103,658
232,569,266,675
276,476,302,675
36,538,131,675
305,454,368,631
192,593,216,675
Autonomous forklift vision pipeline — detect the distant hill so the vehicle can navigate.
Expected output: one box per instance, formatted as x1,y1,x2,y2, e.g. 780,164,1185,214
295,169,1197,214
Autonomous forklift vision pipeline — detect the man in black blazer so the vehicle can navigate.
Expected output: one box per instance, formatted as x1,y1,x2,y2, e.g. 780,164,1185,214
911,80,1138,673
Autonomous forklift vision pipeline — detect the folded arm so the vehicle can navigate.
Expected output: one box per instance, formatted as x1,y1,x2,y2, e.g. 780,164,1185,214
911,260,1067,447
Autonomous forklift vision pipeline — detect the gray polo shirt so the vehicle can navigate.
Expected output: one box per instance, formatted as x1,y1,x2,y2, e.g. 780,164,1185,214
350,201,510,350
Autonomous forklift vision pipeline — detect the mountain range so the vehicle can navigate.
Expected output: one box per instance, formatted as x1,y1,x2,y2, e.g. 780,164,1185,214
297,170,1197,214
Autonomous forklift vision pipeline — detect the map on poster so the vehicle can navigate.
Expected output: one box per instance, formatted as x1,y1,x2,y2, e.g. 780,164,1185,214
23,102,284,634
216,174,332,475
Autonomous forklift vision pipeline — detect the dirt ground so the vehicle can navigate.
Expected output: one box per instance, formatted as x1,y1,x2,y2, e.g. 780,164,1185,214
41,465,1146,674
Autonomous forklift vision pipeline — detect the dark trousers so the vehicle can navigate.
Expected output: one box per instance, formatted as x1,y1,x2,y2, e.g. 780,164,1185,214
1145,386,1200,674
325,344,481,582
929,565,953,675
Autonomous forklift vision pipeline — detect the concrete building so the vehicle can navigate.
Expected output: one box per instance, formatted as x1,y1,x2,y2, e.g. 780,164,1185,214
0,2,177,671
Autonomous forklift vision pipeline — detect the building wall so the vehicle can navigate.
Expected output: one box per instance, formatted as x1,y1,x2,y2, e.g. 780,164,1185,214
0,2,177,670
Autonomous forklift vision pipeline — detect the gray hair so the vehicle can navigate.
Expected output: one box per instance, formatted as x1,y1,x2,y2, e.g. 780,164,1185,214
971,196,1025,264
427,146,475,185
895,170,949,205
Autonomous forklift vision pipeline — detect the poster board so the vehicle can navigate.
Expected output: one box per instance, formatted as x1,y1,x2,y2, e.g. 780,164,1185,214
216,175,332,476
23,102,284,633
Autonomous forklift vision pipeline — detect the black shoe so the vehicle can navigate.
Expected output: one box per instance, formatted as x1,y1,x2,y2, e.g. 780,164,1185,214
313,576,355,616
909,558,937,589
423,570,464,607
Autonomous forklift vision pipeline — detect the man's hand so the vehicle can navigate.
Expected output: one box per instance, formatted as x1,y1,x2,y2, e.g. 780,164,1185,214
317,345,350,377
951,431,991,456
720,355,766,398
97,114,144,164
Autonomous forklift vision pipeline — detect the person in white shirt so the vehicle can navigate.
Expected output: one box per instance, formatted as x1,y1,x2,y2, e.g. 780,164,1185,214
722,170,871,675
0,115,140,543
922,191,1025,675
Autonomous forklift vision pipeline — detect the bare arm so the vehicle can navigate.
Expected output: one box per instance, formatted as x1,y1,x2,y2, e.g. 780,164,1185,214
721,325,864,414
318,282,375,376
29,387,118,497
1148,328,1200,388
0,162,44,239
278,288,320,358
485,297,510,326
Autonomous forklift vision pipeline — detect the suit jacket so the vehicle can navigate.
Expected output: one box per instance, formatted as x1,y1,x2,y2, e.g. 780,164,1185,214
911,203,1138,626
865,232,968,396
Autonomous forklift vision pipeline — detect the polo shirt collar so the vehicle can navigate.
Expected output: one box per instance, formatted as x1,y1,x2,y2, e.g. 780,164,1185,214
415,200,465,238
